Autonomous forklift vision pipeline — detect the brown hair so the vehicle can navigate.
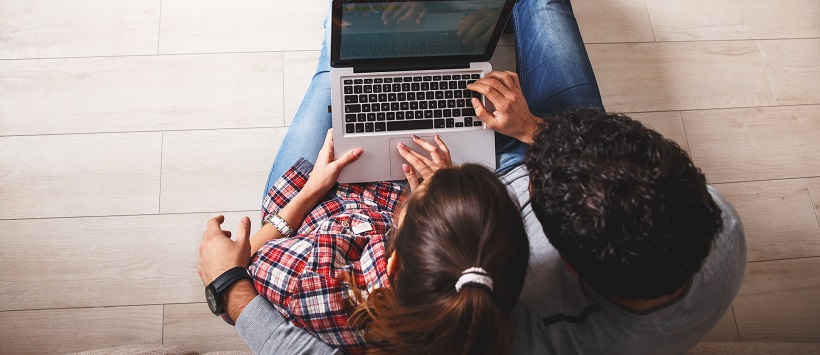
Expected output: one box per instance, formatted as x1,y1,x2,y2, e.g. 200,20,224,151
349,164,530,354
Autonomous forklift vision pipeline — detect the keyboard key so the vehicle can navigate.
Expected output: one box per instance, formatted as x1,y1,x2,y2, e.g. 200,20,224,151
462,107,476,116
375,122,386,131
435,91,444,99
391,102,400,111
393,77,402,82
364,78,373,84
366,122,374,132
374,78,383,83
388,93,397,101
443,75,451,80
401,83,410,91
369,94,378,102
448,81,458,89
345,95,358,104
405,111,413,119
452,108,461,117
434,109,443,118
463,99,473,107
463,89,471,98
367,113,376,121
346,123,355,133
425,92,435,100
474,120,482,126
361,104,371,112
423,76,432,81
458,81,467,89
456,99,465,108
357,113,366,122
388,120,433,131
345,114,356,122
443,109,451,117
414,111,423,119
464,117,473,126
392,84,401,92
378,94,387,101
447,100,456,108
400,102,409,110
397,112,405,120
345,104,361,113
344,79,353,85
439,81,447,89
403,76,412,82
410,101,418,110
359,94,368,103
383,84,391,92
452,74,461,80
384,78,393,83
446,118,455,128
430,82,439,90
354,85,363,94
408,92,416,101
454,90,462,98
429,101,438,109
434,119,445,128
344,86,353,94
354,79,363,84
421,82,429,91
356,123,364,132
413,76,422,82
371,103,380,112
424,110,433,118
373,84,382,93
433,75,442,81
471,74,480,79
438,99,447,107
419,101,428,109
377,113,386,121
398,93,407,101
387,112,395,120
364,85,373,93
456,122,464,127
381,103,390,111
411,83,420,91
445,91,454,99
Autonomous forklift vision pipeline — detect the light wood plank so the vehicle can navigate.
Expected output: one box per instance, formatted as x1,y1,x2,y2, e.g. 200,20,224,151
0,133,161,219
759,39,820,106
683,105,820,183
628,111,690,154
0,306,162,354
0,212,256,311
159,0,327,54
646,0,820,41
702,308,740,342
733,258,820,342
284,51,321,127
714,179,820,262
588,41,776,113
164,303,251,353
0,53,284,136
808,178,820,227
160,128,287,214
573,0,656,43
0,0,160,59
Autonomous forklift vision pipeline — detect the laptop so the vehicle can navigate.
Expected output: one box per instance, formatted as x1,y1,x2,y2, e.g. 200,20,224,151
330,0,516,183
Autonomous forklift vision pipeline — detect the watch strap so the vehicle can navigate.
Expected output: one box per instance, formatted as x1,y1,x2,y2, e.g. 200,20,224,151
211,267,251,295
263,213,296,238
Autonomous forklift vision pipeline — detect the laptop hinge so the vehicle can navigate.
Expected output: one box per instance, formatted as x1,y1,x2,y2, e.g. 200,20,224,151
353,61,470,73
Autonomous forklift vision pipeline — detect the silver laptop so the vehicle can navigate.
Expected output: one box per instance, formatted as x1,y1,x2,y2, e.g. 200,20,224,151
330,0,515,183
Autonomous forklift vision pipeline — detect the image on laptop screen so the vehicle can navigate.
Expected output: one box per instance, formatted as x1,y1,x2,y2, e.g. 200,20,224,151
338,0,507,61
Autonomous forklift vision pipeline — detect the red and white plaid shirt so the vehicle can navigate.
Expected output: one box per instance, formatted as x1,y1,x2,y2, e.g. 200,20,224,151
249,158,405,354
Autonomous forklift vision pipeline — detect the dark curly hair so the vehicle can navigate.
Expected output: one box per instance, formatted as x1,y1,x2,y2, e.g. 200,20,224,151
525,109,723,300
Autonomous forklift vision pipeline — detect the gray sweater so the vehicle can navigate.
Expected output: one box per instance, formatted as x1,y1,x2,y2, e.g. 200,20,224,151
236,165,747,354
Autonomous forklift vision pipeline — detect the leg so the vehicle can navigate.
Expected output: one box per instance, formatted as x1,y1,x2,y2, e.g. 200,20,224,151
262,11,333,200
495,0,604,174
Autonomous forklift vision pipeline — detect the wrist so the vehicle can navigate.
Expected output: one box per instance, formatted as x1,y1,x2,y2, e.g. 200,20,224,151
223,279,257,324
519,114,543,145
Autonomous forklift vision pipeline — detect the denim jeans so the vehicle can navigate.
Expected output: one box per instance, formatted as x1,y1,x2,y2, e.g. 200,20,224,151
262,0,604,199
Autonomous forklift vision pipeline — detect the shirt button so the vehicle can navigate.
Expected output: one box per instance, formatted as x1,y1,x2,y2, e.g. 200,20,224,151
341,221,350,228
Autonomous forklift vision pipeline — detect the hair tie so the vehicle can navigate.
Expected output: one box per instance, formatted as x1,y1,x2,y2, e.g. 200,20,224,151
455,267,493,293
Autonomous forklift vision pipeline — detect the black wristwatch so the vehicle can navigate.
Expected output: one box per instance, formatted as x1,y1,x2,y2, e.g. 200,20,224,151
206,267,252,325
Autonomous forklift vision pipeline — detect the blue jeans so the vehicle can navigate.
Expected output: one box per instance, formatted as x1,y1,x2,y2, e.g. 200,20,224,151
263,0,604,198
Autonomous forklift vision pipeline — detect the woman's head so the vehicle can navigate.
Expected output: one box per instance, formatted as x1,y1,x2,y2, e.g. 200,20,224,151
352,164,530,354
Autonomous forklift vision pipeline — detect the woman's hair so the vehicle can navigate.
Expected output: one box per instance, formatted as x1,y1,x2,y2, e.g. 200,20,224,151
349,164,530,354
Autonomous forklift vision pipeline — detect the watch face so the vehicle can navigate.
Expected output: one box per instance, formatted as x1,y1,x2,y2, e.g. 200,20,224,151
205,285,222,315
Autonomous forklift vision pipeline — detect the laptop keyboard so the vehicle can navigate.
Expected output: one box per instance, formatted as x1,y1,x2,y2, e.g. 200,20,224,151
343,73,484,134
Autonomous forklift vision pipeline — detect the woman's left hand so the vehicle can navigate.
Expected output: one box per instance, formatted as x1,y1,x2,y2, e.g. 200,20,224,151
304,129,364,196
397,134,453,191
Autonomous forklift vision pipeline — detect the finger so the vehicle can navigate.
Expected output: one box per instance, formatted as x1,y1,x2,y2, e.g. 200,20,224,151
485,71,517,93
222,230,232,238
207,215,225,232
464,16,496,45
471,77,516,102
506,71,522,90
468,81,510,108
237,216,251,254
403,164,419,191
458,14,477,36
416,7,427,24
471,98,499,130
398,142,434,174
410,135,444,163
332,147,364,170
397,8,416,24
318,129,334,162
433,134,452,164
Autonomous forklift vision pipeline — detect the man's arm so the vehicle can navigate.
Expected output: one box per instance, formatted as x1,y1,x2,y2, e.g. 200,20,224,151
467,71,544,145
198,216,337,354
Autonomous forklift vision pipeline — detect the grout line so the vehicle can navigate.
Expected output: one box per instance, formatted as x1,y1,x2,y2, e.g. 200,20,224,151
731,305,742,342
156,0,164,55
642,0,658,42
677,111,693,157
805,178,820,230
0,125,284,138
0,302,209,314
282,52,287,127
756,40,780,106
0,49,320,62
162,304,165,345
711,175,820,187
746,255,820,264
0,210,259,222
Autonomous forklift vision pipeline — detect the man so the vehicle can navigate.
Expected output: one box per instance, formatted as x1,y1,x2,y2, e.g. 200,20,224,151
198,0,746,353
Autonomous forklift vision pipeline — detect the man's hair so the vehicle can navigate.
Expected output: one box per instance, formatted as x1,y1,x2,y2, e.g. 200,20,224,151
525,109,723,300
349,164,530,355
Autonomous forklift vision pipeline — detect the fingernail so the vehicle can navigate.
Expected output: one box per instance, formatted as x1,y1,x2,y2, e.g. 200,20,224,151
242,216,250,224
412,134,420,140
353,148,363,157
397,142,406,149
402,164,412,174
435,134,440,140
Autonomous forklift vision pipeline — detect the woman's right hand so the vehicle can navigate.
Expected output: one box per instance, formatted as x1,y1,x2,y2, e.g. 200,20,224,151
304,129,364,198
397,134,453,191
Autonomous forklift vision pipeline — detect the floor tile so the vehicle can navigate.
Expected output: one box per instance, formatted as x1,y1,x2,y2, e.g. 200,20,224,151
160,128,287,214
0,306,162,354
628,111,689,154
588,41,776,113
284,51,321,126
683,105,820,183
702,308,740,342
574,0,655,43
714,179,820,262
164,303,251,353
0,133,161,219
0,53,283,136
646,0,820,41
759,39,820,106
0,0,160,59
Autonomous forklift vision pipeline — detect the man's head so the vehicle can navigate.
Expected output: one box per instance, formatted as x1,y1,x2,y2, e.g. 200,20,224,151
525,109,723,300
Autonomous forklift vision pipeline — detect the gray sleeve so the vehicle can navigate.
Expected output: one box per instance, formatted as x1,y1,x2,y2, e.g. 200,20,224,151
235,296,341,355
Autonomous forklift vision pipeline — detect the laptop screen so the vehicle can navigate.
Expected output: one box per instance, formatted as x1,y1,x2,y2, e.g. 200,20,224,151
331,0,513,67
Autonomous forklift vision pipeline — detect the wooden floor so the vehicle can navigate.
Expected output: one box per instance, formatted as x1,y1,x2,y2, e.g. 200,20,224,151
1,0,819,353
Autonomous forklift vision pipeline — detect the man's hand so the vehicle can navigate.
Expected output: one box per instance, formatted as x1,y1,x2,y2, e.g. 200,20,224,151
304,129,364,196
198,215,251,286
467,71,542,145
457,7,498,49
382,2,427,25
398,134,453,191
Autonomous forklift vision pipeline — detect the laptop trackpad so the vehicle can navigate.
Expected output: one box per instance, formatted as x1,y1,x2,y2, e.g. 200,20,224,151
389,136,435,179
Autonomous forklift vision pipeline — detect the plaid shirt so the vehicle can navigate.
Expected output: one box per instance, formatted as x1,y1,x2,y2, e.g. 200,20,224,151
249,158,404,354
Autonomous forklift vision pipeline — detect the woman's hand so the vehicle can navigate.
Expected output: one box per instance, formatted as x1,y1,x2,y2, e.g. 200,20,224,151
467,71,542,145
304,129,364,197
397,134,452,191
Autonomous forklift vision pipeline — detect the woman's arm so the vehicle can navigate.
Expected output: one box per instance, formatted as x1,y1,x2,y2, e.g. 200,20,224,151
250,129,363,254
